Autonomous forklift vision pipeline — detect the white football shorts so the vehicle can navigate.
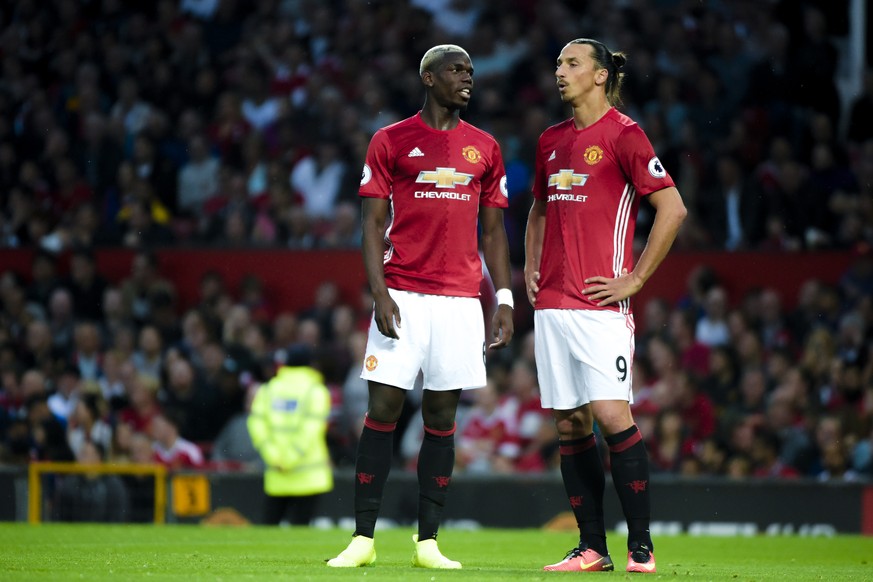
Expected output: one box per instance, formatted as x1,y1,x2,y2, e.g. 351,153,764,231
361,288,486,391
534,308,635,410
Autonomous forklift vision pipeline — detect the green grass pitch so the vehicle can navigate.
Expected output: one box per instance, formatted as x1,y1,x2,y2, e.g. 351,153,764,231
0,524,870,581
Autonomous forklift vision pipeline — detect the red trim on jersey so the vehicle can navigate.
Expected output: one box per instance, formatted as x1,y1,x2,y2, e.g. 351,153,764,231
608,425,642,453
424,423,457,437
364,414,397,432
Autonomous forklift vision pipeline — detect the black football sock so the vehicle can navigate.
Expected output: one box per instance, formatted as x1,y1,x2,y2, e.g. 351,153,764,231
558,433,608,556
606,424,653,551
416,423,456,541
353,415,396,538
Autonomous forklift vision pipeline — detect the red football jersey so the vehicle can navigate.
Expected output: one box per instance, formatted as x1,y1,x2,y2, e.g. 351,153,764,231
360,112,508,297
532,108,675,313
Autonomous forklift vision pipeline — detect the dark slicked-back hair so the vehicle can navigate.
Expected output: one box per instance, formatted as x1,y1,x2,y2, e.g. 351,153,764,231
567,38,627,107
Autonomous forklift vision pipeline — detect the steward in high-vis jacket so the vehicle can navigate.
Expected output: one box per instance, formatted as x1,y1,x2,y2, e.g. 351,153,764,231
248,347,334,525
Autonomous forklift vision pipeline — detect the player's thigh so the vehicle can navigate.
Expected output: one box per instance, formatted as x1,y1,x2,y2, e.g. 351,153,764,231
567,309,635,403
534,309,589,410
422,295,486,391
360,289,426,390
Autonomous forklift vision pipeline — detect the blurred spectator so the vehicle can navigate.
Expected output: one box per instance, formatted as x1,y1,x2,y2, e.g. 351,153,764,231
120,199,175,248
161,356,222,443
99,287,129,347
118,374,162,435
816,440,860,481
149,410,205,469
21,321,61,378
131,325,164,382
208,92,252,166
66,393,113,459
674,370,717,444
668,308,711,379
240,62,285,134
47,287,76,354
456,379,519,474
764,386,815,473
65,248,108,322
697,153,767,250
750,428,800,478
506,360,552,472
110,76,153,140
648,409,693,473
119,251,176,327
695,286,731,347
729,368,769,424
289,139,347,222
238,274,273,323
128,136,177,213
177,134,221,216
699,345,740,411
46,158,93,228
96,349,129,409
70,321,103,383
29,396,74,463
46,364,81,424
300,281,340,343
26,250,61,307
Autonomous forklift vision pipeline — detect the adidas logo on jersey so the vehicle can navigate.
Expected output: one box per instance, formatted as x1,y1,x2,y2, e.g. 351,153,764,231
548,150,556,161
408,147,424,157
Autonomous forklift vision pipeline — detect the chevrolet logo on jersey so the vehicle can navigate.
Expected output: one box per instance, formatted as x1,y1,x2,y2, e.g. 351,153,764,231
417,167,473,188
548,169,589,190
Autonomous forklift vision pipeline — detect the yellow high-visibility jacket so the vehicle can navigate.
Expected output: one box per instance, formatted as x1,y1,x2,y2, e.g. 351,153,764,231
247,366,334,496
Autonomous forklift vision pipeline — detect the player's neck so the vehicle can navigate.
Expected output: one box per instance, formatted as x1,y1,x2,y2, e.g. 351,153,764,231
571,99,611,130
420,104,461,131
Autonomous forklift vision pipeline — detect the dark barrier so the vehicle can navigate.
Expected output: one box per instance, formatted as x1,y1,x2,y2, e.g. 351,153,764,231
207,471,871,535
2,468,870,534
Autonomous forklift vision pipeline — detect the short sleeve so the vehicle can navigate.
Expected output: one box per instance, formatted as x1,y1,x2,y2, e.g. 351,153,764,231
359,129,393,199
615,124,675,196
480,139,509,208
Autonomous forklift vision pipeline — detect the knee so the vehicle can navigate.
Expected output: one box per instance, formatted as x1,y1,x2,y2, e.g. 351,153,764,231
420,390,461,431
592,404,634,436
421,408,456,432
554,408,593,439
367,400,403,424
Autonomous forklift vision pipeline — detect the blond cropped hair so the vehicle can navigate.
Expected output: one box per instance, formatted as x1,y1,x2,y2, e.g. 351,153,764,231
419,44,470,77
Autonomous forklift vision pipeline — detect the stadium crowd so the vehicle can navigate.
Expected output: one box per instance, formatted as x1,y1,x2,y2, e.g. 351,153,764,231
1,0,872,509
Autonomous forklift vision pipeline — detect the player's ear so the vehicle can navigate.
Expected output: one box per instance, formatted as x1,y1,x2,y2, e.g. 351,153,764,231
421,71,434,87
595,67,609,86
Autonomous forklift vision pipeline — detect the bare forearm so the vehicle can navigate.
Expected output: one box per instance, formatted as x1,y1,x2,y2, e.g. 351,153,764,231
362,224,389,297
631,188,687,287
524,200,546,274
481,227,511,290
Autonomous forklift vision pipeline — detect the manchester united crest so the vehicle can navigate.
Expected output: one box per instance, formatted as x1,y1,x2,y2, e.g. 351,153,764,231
583,145,604,165
365,355,378,371
462,145,481,164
